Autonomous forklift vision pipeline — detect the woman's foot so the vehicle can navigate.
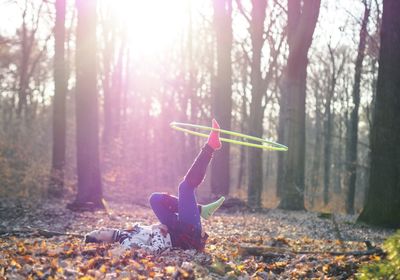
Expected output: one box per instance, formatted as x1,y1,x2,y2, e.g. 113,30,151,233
207,119,222,150
200,196,225,220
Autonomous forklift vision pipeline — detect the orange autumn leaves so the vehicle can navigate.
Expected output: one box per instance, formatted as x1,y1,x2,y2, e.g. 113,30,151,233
0,202,390,279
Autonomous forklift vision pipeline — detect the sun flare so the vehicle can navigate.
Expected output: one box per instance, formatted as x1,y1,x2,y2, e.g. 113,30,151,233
103,0,188,55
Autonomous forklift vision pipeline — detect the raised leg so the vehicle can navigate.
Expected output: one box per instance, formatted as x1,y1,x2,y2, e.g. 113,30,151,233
184,144,214,187
177,144,215,238
177,181,202,237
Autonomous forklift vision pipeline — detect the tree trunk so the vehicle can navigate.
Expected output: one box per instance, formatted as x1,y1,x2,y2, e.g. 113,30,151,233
237,90,248,190
68,0,104,210
277,0,320,210
211,0,232,196
247,0,267,209
310,87,322,208
334,111,344,194
17,0,30,116
358,0,400,228
102,20,115,145
187,0,198,160
345,2,370,214
323,85,334,205
49,0,67,197
323,44,346,205
111,43,124,138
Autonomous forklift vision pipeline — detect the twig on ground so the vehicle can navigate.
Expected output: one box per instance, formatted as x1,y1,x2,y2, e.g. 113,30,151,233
239,244,384,257
0,228,84,238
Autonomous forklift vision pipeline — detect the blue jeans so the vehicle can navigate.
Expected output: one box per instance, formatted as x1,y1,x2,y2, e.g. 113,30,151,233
149,144,214,249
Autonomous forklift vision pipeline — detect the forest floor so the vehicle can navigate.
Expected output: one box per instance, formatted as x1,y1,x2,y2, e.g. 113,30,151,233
0,197,394,279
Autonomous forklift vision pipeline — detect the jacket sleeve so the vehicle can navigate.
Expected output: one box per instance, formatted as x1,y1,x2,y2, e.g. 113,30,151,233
117,230,169,254
121,231,168,253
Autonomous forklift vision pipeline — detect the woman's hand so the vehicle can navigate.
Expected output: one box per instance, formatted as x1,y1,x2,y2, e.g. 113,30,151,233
84,228,116,243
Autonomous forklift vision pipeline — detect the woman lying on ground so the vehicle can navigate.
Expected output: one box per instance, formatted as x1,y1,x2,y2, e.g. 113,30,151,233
84,119,225,254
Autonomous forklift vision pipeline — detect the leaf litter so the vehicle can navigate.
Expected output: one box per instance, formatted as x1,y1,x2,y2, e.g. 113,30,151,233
0,198,394,279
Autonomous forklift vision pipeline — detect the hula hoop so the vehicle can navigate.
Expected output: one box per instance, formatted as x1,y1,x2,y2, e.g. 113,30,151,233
170,122,288,151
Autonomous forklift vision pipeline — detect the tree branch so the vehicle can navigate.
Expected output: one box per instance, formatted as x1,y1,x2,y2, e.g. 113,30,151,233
235,0,251,24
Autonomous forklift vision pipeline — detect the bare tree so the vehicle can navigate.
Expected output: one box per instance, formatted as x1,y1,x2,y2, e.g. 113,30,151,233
68,0,104,211
49,0,67,197
100,8,116,144
322,44,346,205
277,0,320,210
16,0,51,116
211,0,233,196
236,0,285,208
358,0,400,228
345,0,370,214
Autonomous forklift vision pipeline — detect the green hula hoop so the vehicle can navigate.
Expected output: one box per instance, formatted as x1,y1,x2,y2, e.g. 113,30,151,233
170,122,288,151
